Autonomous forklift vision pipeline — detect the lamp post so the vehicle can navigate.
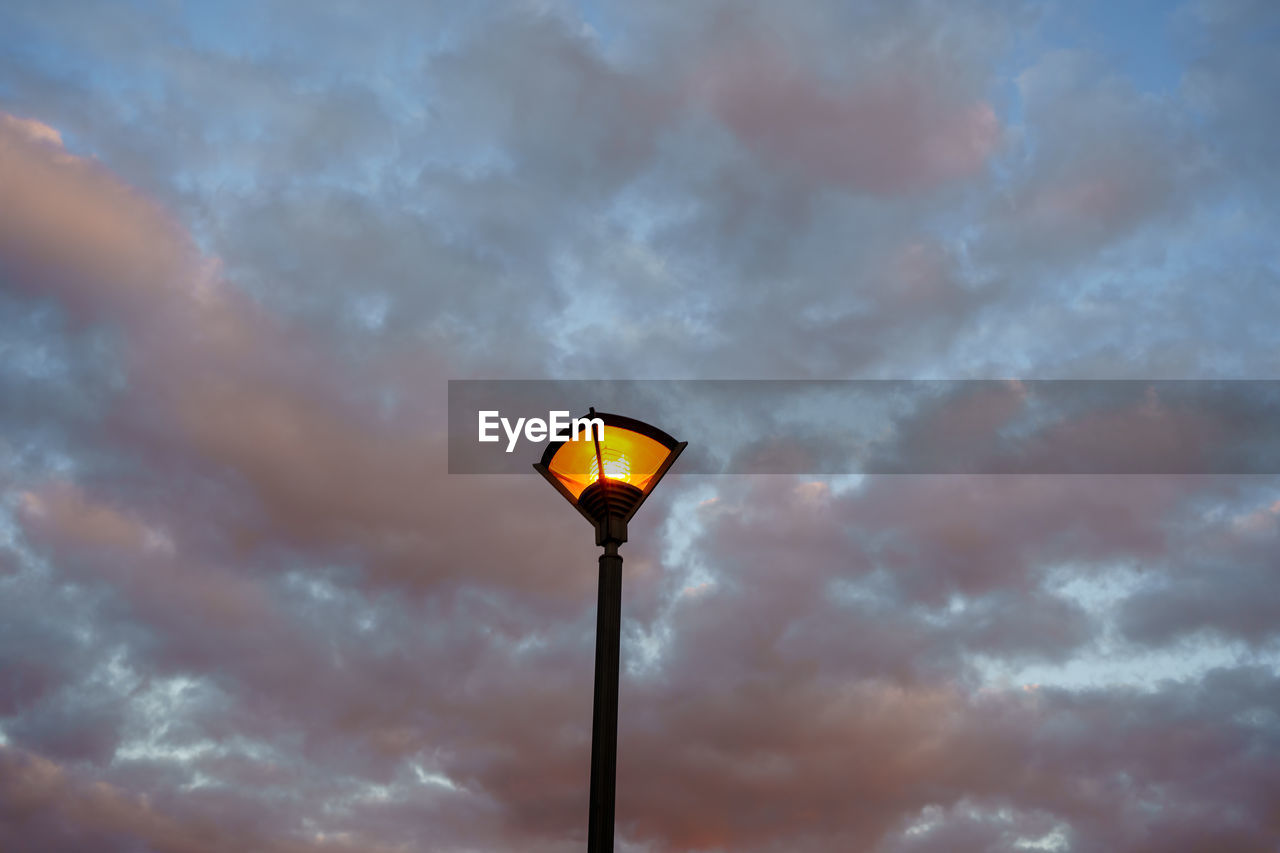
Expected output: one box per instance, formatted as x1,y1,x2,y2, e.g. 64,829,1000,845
534,408,686,853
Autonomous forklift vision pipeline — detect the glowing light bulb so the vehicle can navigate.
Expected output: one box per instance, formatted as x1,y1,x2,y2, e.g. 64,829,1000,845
589,453,631,484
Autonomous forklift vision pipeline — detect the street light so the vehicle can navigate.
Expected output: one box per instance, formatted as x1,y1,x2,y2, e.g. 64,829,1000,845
534,408,686,853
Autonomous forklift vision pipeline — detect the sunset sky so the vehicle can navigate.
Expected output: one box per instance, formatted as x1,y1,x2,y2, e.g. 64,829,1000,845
2,1,1279,851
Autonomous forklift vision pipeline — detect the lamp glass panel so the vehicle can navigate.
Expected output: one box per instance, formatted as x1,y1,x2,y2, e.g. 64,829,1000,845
547,425,673,499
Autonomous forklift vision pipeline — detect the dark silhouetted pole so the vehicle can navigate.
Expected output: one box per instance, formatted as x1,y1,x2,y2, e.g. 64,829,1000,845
533,411,685,852
587,540,622,853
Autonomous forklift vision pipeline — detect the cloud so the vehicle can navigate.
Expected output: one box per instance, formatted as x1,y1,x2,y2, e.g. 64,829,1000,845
0,746,411,853
696,43,999,196
0,111,209,325
0,105,607,608
1,1,1279,851
979,49,1207,268
1118,498,1280,646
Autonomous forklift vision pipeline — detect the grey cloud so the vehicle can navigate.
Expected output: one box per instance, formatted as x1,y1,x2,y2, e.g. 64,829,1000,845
981,50,1206,266
1119,530,1280,646
2,0,1279,851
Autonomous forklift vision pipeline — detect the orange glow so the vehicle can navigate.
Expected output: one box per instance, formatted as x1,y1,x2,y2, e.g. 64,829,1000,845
547,425,673,499
589,451,631,484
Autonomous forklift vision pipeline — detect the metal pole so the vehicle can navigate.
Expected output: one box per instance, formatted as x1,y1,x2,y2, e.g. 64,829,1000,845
587,540,623,853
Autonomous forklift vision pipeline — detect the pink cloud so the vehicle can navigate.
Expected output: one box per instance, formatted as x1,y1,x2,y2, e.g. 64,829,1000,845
694,44,999,195
0,110,600,607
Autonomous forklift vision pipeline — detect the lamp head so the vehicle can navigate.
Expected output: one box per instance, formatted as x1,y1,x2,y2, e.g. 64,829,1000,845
533,409,686,546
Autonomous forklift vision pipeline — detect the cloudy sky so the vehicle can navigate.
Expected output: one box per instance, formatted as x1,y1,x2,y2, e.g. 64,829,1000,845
2,0,1279,851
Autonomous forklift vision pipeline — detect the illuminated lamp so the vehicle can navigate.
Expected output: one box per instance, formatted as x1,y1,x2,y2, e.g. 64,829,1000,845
534,408,686,546
532,408,685,853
